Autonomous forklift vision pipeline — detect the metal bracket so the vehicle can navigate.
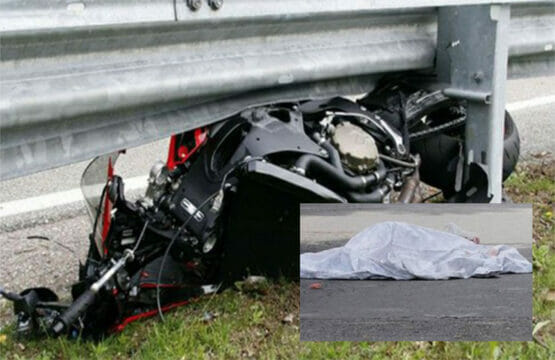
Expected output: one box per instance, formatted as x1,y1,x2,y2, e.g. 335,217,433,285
436,4,510,203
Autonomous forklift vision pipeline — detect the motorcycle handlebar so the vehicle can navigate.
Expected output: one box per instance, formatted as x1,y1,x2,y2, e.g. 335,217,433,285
51,289,96,336
50,250,133,336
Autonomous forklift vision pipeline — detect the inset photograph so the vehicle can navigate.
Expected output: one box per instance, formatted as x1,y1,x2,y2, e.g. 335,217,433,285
300,203,533,341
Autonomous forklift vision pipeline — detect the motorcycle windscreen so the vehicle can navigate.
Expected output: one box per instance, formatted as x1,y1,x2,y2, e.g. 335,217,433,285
80,152,119,257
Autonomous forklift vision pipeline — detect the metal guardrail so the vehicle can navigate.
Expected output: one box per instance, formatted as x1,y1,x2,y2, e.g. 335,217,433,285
0,0,554,181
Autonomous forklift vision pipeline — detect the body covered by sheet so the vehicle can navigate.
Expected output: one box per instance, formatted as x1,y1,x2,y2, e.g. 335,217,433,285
300,222,532,280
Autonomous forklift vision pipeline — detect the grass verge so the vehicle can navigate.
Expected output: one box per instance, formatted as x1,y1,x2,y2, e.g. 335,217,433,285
0,280,299,359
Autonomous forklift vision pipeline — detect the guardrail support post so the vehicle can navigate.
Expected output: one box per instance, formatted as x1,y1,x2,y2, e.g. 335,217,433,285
436,4,510,203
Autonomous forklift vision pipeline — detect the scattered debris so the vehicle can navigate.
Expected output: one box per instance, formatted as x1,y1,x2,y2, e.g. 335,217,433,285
282,313,294,324
532,320,551,336
202,311,219,323
235,276,269,295
532,320,551,349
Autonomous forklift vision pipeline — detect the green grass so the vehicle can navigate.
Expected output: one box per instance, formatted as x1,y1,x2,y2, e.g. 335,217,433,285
1,160,554,359
0,280,300,359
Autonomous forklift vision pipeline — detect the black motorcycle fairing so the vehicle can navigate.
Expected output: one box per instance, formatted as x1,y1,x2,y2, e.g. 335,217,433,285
243,160,345,203
169,106,329,239
228,106,325,164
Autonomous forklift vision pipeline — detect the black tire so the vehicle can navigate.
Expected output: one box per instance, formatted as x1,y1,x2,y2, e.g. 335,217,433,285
502,112,520,180
413,111,520,196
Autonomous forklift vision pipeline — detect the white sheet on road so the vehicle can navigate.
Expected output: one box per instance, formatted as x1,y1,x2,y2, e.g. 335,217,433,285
300,222,532,280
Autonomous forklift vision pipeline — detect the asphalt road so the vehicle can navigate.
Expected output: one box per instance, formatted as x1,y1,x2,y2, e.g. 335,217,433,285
299,204,533,341
300,273,532,341
0,215,90,298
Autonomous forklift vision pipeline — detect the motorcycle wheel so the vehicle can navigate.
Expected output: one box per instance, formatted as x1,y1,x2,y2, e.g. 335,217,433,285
412,111,520,198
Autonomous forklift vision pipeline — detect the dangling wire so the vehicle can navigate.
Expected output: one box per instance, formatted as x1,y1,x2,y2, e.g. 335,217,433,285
155,157,263,321
132,220,150,253
422,190,443,203
155,191,220,321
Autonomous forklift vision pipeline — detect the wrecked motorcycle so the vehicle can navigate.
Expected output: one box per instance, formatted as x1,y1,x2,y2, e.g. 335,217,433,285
0,78,519,339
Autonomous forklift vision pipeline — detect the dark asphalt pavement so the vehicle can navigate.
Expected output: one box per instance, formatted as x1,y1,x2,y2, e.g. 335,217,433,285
300,242,532,341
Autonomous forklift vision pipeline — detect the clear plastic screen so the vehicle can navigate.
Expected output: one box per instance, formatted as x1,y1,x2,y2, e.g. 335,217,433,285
80,152,120,255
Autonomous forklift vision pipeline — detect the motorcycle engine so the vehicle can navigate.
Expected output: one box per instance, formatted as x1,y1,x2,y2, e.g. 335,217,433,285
331,121,379,174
